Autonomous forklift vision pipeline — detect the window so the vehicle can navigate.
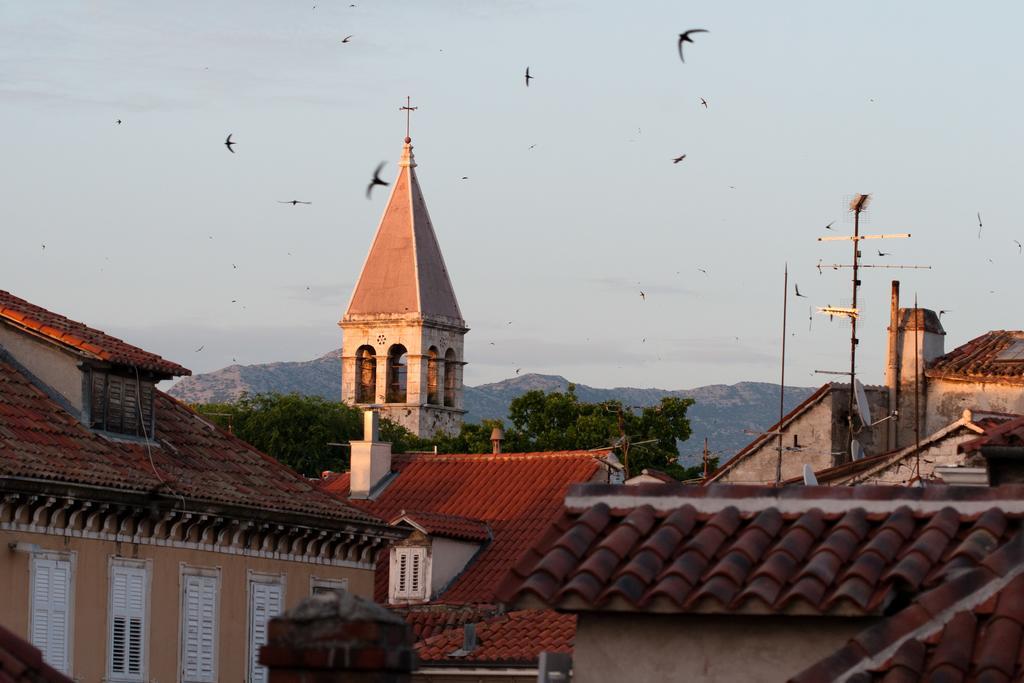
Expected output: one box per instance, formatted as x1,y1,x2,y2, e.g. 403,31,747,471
30,554,73,675
443,348,457,407
181,567,220,683
386,345,408,403
310,577,349,597
355,346,377,403
390,546,427,602
108,560,149,682
426,347,440,405
996,340,1024,362
248,573,284,683
90,371,154,436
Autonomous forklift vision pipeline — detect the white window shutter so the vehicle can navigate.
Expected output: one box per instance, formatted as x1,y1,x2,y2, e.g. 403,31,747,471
393,547,427,601
182,574,218,683
249,581,283,683
109,564,147,682
31,558,71,675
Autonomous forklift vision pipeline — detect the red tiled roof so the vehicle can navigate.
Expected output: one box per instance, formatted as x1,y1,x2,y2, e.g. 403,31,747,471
791,532,1024,682
0,290,189,377
928,331,1024,385
415,610,575,665
318,451,608,603
707,384,832,483
961,415,1024,453
0,623,74,683
0,359,379,525
398,605,501,641
498,483,1024,616
391,510,491,543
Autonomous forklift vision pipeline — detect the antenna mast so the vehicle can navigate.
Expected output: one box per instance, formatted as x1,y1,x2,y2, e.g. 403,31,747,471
815,194,928,461
776,263,788,485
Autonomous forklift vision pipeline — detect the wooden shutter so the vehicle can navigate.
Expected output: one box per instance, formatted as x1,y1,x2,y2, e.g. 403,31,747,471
248,581,282,683
91,372,107,429
107,375,124,433
139,381,154,435
394,548,427,600
122,379,139,436
109,564,146,682
182,574,218,683
31,557,72,674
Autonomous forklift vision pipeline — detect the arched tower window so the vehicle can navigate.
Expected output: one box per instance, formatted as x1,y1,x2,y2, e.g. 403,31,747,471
355,346,376,404
427,347,440,405
443,348,457,408
387,345,408,403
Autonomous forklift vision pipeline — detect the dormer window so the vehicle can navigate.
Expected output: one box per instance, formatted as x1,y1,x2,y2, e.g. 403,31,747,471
90,371,155,437
390,546,428,602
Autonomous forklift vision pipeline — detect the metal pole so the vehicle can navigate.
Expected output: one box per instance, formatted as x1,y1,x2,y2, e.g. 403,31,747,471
776,264,788,485
848,207,861,461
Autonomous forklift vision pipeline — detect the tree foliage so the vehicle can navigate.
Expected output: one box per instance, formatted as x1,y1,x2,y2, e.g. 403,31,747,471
192,393,419,477
422,385,706,480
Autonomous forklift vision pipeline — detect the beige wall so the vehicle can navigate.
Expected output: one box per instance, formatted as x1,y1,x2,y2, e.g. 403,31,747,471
0,528,374,683
927,379,1024,434
0,325,85,413
847,431,979,485
574,612,873,683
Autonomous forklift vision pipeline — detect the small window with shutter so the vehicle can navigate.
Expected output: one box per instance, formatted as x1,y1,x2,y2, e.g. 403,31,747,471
90,370,156,437
180,567,220,683
30,554,74,675
108,559,149,683
390,546,428,602
310,576,349,597
248,573,285,683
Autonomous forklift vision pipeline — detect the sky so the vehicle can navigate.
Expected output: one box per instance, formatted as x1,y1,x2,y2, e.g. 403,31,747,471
2,1,1023,392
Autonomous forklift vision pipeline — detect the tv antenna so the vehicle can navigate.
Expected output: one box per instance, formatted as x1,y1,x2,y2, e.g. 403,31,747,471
815,194,930,461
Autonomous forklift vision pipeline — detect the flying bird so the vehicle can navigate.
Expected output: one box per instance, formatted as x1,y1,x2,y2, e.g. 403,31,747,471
525,67,533,87
808,306,813,331
672,154,687,164
700,97,708,109
116,119,122,125
824,221,835,231
677,29,708,63
1015,239,1022,254
697,268,708,276
877,249,891,257
194,345,205,353
794,284,807,298
278,200,312,205
939,310,952,318
224,134,236,153
640,290,646,300
366,162,389,198
341,35,353,43
528,144,536,149
515,368,521,375
978,211,983,239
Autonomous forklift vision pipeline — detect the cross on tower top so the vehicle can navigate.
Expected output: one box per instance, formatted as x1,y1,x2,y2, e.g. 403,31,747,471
399,96,417,141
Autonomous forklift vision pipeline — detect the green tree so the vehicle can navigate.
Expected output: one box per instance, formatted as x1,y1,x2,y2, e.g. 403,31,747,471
192,393,419,477
423,385,701,480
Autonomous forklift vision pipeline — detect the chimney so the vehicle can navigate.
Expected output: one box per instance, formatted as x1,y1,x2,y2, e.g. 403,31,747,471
490,427,504,455
349,410,392,499
885,281,900,450
894,305,946,448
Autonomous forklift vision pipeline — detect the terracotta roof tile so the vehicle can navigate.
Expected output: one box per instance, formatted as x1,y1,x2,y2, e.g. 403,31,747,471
961,415,1024,452
498,483,1024,616
318,450,607,604
0,359,379,525
791,532,1024,682
390,510,491,543
414,610,574,665
0,623,73,683
0,290,188,377
928,331,1024,385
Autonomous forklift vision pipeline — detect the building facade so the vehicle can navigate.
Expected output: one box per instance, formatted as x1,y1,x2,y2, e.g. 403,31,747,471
0,290,402,683
340,135,468,438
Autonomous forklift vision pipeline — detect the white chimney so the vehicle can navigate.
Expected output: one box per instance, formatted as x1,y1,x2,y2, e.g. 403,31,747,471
349,410,392,499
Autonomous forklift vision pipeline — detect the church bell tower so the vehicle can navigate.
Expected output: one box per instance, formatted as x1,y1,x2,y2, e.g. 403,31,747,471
340,122,468,438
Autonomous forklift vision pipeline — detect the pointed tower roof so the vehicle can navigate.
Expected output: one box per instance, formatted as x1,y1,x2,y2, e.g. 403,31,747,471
344,137,464,327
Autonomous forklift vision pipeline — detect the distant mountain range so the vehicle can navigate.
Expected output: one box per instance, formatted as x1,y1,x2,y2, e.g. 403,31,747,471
167,350,817,462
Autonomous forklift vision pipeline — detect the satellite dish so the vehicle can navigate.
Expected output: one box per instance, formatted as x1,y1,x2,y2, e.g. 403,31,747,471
851,439,865,461
854,379,872,426
802,463,818,486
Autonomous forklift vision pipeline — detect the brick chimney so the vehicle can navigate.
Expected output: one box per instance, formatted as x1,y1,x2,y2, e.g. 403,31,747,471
490,427,504,455
350,410,392,499
893,306,945,449
259,590,414,683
